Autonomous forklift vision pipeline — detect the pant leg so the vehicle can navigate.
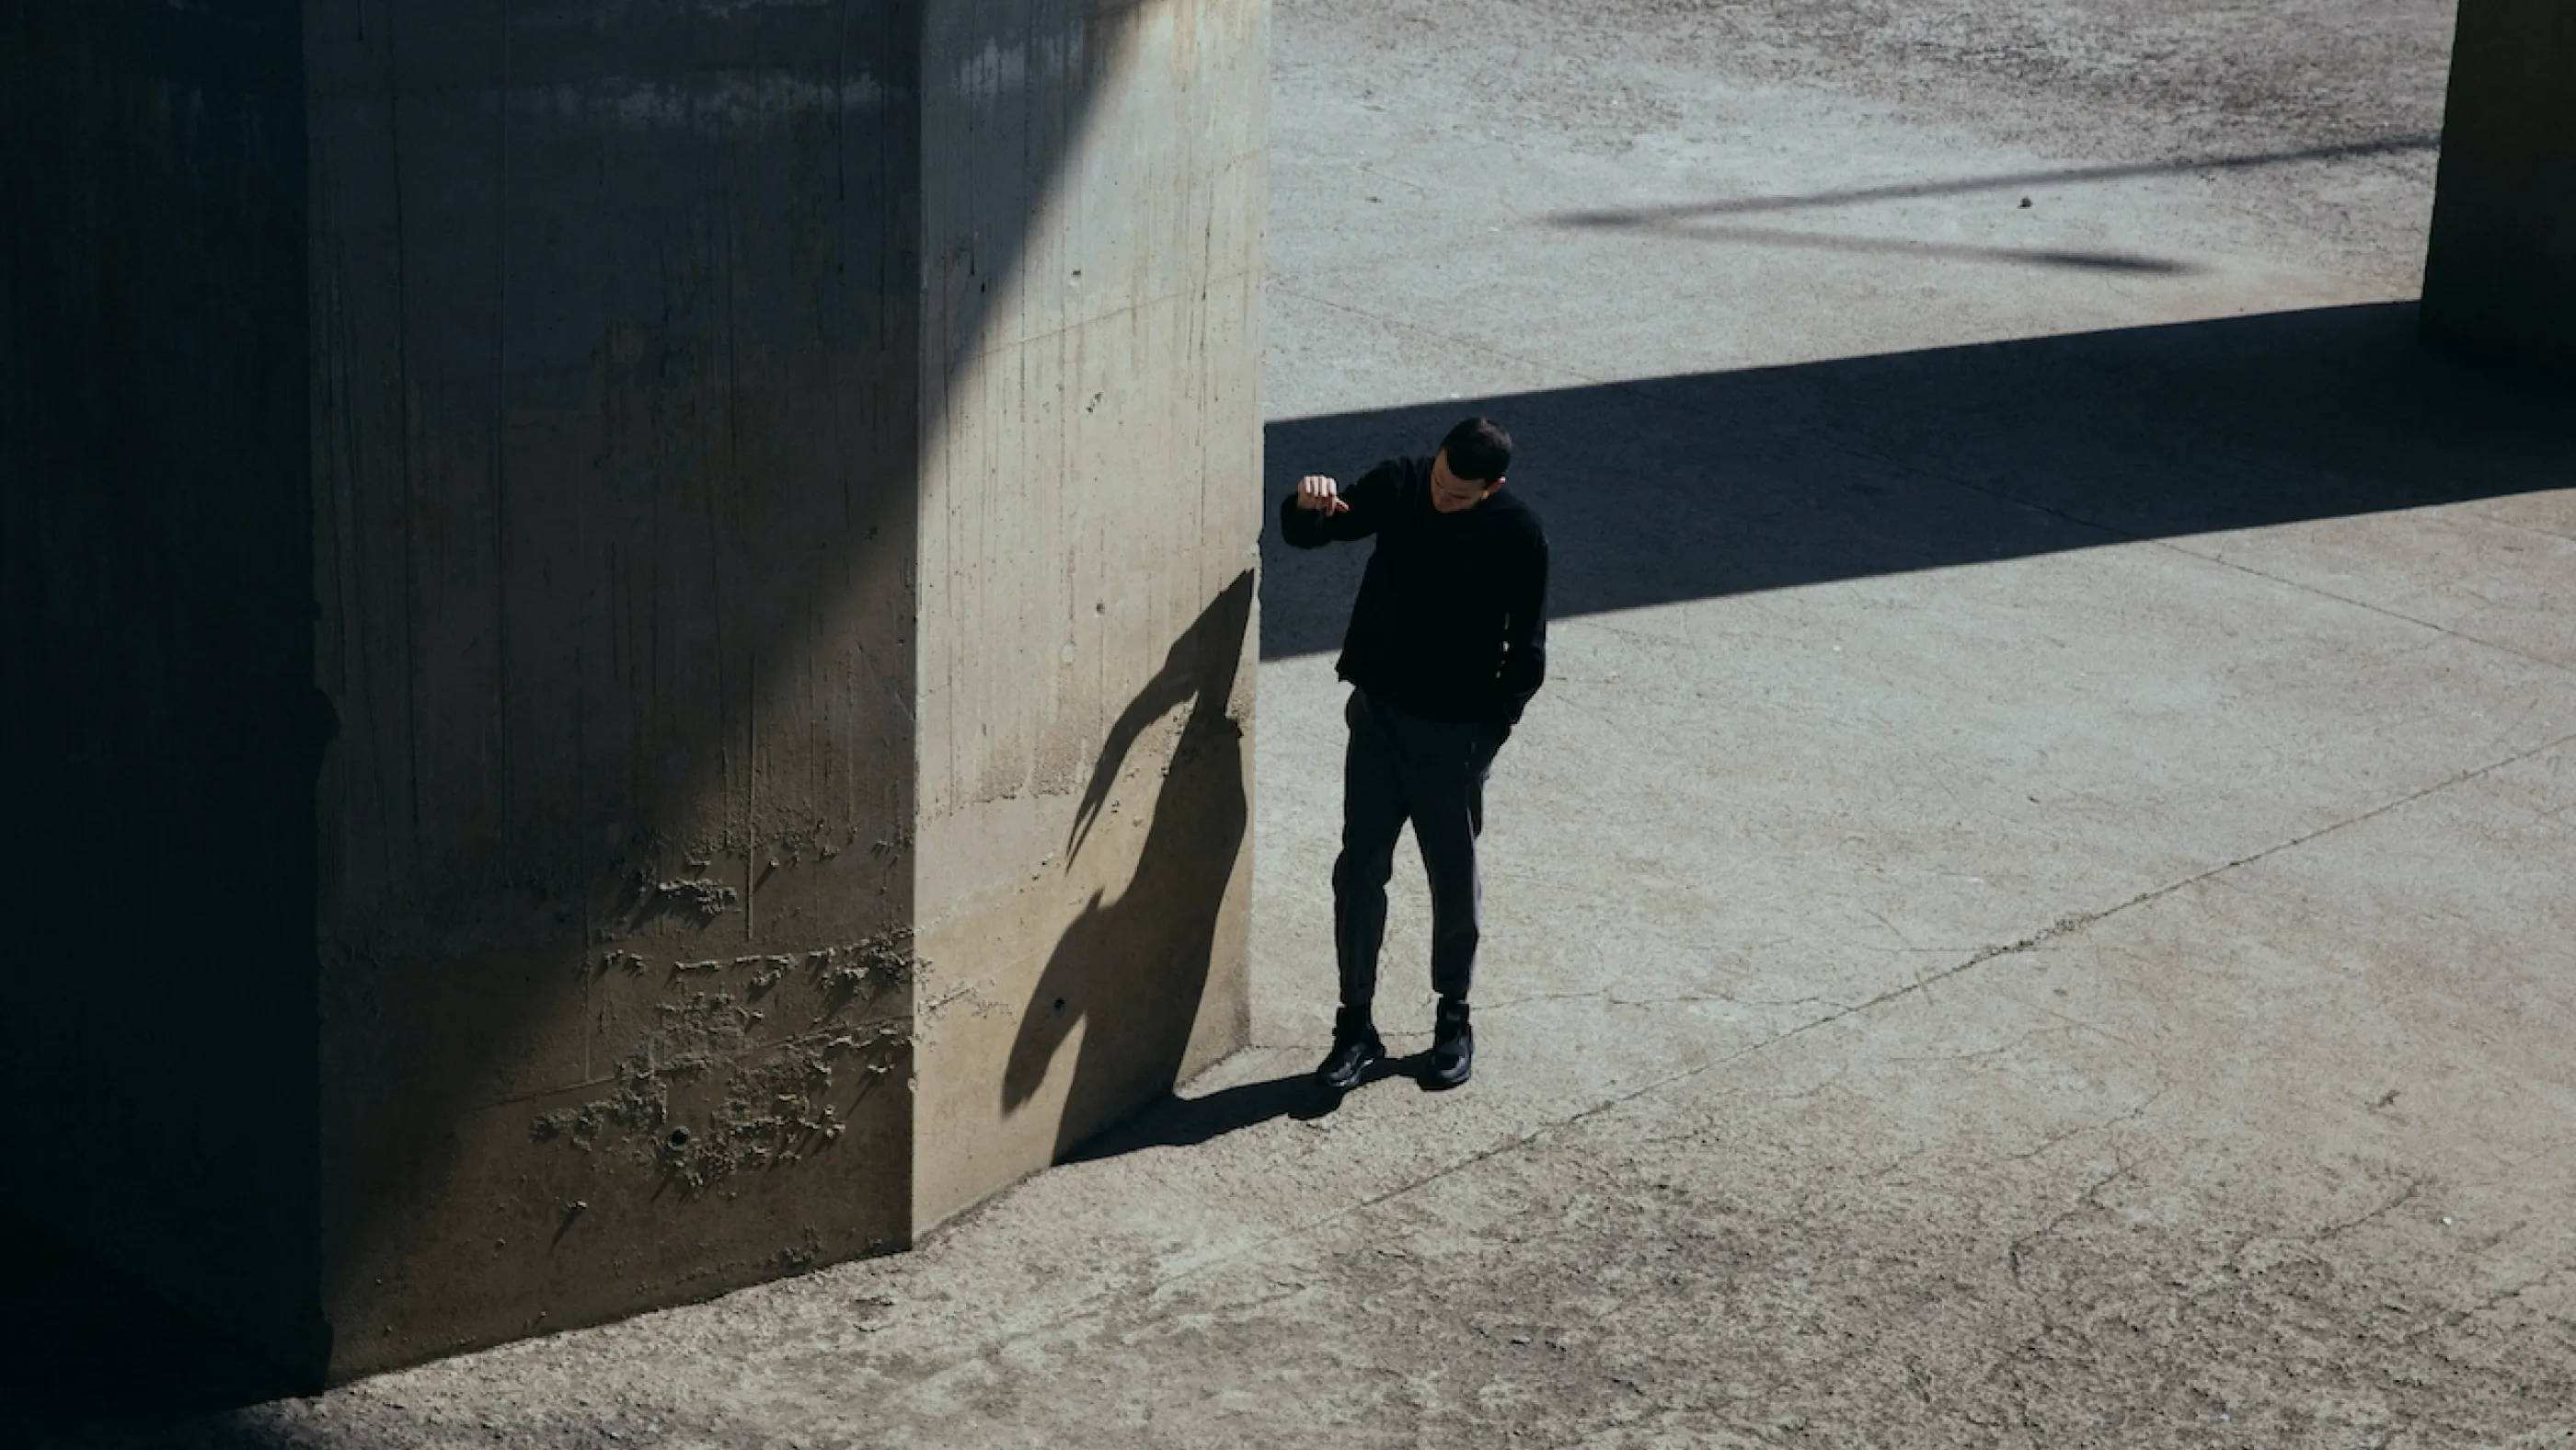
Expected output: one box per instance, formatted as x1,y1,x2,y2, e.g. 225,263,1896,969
1410,720,1497,1004
1332,690,1410,1015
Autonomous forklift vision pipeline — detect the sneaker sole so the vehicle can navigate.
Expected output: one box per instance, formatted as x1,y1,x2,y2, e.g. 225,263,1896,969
1317,1049,1386,1093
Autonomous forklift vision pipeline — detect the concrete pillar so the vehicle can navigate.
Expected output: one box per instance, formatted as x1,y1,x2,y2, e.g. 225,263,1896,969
2421,0,2576,367
910,0,1266,1230
3,0,1260,1390
301,0,929,1378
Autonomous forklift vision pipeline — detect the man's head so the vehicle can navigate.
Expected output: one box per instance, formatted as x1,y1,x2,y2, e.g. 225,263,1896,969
1430,416,1512,513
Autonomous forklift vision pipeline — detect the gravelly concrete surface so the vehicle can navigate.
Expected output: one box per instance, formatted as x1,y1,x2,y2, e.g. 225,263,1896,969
22,1,2576,1445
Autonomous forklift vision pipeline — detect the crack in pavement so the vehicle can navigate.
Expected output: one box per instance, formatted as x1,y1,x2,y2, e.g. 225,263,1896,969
2001,1085,2171,1165
2314,1177,2430,1243
2007,1154,2139,1286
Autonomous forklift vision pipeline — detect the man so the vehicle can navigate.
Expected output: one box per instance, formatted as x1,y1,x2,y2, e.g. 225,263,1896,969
1280,416,1547,1092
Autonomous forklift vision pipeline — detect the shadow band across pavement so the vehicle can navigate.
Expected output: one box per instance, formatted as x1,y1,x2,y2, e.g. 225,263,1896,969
1260,302,2574,662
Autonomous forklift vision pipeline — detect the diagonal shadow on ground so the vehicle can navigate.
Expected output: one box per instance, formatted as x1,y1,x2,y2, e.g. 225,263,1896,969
1549,135,2439,228
1261,302,2573,662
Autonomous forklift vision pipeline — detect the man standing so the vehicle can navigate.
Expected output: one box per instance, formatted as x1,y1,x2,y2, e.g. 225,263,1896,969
1281,417,1547,1091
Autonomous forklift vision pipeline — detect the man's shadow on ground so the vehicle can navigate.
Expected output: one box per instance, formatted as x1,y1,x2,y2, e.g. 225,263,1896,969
1054,1050,1438,1163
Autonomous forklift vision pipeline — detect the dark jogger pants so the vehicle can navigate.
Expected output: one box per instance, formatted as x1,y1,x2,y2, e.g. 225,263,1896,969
1333,688,1505,1013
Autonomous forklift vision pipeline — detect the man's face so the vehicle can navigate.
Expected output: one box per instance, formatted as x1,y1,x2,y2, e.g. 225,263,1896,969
1429,448,1503,513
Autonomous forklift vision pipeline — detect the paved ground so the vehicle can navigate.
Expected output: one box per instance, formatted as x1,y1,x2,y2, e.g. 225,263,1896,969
29,1,2576,1444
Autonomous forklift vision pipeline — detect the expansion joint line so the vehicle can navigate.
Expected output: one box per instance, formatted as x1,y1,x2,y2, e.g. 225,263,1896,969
1170,725,2576,1295
927,725,2575,1376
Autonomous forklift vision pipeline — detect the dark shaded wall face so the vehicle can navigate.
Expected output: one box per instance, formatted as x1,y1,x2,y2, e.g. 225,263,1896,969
2423,0,2576,365
0,1,324,1384
307,0,921,1375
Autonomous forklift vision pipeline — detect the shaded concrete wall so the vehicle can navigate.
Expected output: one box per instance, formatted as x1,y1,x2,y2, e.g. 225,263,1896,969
911,0,1266,1226
2422,0,2576,366
307,0,922,1376
0,1,327,1385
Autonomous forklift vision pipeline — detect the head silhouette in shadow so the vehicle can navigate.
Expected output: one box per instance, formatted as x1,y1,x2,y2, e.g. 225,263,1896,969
1004,571,1255,1156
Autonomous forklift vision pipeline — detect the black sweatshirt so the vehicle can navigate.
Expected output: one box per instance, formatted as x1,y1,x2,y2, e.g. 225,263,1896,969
1280,455,1548,727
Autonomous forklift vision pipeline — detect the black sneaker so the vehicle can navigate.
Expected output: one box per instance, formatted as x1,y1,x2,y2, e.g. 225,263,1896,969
1426,998,1473,1089
1316,1008,1386,1092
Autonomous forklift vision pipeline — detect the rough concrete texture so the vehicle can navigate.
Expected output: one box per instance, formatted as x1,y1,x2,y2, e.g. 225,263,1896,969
17,0,2576,1443
2422,0,2576,366
305,0,925,1377
910,0,1266,1231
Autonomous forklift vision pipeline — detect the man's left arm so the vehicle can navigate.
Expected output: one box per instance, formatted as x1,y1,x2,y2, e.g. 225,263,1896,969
1494,529,1549,730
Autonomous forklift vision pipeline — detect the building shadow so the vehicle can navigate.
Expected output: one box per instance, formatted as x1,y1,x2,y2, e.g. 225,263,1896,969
1005,571,1257,1160
1261,302,2575,662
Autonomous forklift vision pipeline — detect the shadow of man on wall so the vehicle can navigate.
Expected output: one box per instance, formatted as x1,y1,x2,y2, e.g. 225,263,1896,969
1004,571,1256,1160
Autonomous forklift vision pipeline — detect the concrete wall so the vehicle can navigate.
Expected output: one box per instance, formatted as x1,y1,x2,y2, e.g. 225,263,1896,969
2421,0,2576,366
6,0,1259,1389
306,0,924,1376
1,1,327,1386
910,0,1266,1227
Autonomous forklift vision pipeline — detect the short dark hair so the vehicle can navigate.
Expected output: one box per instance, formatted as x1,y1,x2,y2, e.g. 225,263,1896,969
1440,417,1512,483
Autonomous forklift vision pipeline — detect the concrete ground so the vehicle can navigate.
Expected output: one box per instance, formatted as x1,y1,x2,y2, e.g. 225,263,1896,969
27,0,2576,1444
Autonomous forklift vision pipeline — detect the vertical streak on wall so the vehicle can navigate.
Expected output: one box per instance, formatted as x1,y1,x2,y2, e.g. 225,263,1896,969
0,0,325,1382
2422,0,2576,367
309,0,925,1377
911,0,1268,1226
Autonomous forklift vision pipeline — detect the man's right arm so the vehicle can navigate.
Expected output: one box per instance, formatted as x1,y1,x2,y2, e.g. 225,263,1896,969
1280,460,1395,547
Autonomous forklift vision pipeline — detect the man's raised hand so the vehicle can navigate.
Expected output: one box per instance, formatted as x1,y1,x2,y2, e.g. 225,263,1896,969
1296,475,1350,514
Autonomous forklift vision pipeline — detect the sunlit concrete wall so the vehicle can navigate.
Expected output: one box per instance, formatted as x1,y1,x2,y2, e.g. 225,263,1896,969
910,0,1266,1228
2422,0,2576,366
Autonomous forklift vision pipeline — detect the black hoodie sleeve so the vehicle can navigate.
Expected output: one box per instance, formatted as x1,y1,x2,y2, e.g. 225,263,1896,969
1494,524,1548,726
1280,458,1401,547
